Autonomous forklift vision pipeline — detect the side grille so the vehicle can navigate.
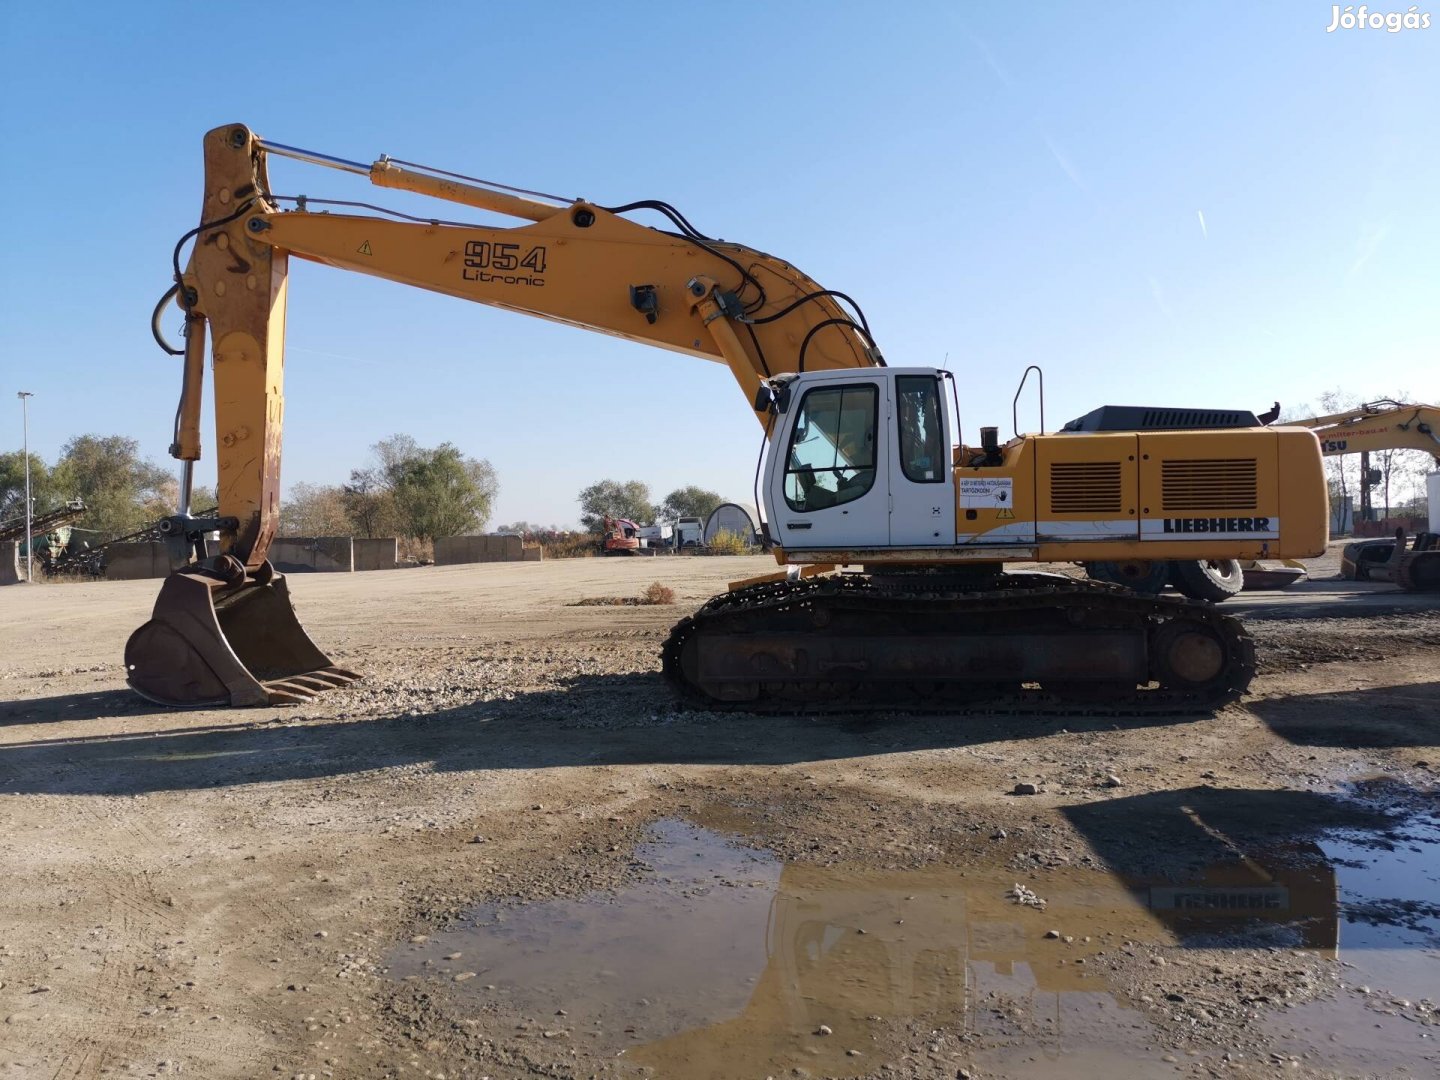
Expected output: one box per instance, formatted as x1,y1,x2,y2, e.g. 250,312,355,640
1162,458,1258,511
1048,461,1123,514
1137,408,1257,430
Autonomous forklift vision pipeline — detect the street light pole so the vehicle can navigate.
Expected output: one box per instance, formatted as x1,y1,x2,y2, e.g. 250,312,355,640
17,391,33,582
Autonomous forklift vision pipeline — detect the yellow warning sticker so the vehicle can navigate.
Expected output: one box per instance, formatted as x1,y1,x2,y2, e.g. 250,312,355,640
357,241,373,256
996,507,1015,519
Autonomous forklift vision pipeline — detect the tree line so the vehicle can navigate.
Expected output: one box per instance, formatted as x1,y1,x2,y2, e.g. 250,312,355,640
2,431,734,553
278,435,498,540
1,435,175,542
1,433,498,546
498,482,729,540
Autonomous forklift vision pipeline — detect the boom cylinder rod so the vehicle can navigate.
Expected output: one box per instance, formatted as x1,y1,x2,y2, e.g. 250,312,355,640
255,136,564,222
253,138,370,175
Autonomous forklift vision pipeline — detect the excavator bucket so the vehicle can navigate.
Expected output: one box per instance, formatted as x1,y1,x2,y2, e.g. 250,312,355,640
124,567,359,707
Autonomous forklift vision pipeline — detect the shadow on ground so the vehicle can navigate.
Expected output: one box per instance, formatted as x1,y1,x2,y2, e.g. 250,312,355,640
1230,582,1440,621
0,674,1209,796
1,689,176,728
1250,681,1440,748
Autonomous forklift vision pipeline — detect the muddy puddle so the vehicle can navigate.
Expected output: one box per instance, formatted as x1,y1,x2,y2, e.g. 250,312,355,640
1262,790,1440,1075
390,799,1438,1078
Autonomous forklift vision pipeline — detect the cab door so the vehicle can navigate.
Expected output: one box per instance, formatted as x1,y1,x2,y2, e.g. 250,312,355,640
889,373,956,546
767,378,890,550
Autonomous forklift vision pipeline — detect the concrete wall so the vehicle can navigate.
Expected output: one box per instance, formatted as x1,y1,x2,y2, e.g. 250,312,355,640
1354,517,1429,539
0,540,20,585
105,542,190,580
270,537,354,573
521,545,543,562
433,534,524,565
354,537,398,571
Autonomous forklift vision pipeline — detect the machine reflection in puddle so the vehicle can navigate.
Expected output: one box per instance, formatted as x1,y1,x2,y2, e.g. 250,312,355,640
388,813,1368,1077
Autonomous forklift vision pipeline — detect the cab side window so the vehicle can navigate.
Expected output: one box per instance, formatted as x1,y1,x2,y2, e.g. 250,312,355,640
896,375,945,483
784,384,878,512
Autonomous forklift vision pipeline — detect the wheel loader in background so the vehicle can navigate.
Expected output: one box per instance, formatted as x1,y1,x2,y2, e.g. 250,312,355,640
125,124,1329,713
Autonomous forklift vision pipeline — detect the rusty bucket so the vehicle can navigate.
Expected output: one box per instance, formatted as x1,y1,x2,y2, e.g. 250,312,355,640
124,566,359,706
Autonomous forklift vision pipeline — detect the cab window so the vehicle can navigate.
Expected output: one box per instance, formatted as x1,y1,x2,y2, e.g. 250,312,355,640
784,384,878,512
896,375,945,483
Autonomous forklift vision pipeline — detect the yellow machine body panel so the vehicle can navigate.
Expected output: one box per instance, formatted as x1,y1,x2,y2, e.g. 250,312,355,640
932,426,1327,566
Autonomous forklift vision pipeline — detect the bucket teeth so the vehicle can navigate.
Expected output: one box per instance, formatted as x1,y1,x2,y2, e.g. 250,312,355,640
125,565,359,707
263,683,323,706
308,667,362,687
273,675,342,694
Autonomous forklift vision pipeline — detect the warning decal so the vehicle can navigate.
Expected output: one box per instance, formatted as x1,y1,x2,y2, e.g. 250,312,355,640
960,477,1013,508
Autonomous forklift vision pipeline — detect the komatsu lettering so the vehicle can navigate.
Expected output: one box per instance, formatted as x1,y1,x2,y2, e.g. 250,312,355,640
1163,517,1271,534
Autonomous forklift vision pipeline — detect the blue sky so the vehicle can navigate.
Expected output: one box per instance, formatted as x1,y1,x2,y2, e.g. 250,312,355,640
2,1,1436,528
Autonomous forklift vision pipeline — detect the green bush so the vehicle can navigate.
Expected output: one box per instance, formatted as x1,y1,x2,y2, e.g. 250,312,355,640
706,529,749,555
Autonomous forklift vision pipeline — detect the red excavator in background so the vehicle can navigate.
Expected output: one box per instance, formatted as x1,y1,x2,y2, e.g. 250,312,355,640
600,517,644,556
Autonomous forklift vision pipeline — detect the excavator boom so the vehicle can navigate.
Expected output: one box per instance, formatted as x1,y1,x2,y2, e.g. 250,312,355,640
173,125,879,568
127,123,881,705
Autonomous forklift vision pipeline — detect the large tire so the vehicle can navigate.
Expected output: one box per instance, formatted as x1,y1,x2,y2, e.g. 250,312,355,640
1169,559,1244,602
1084,559,1170,594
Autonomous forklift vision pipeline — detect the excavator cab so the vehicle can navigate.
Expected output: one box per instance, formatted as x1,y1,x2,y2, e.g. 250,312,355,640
764,368,958,555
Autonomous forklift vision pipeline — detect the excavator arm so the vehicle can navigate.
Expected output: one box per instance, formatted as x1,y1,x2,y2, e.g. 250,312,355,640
1288,401,1440,463
1288,401,1440,590
128,123,882,706
175,124,881,570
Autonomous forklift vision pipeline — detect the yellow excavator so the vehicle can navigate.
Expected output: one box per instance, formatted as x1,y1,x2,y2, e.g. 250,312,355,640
1295,399,1440,461
125,124,1329,713
1290,400,1440,591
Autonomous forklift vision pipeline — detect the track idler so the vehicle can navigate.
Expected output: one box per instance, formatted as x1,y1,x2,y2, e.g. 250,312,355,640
124,559,358,707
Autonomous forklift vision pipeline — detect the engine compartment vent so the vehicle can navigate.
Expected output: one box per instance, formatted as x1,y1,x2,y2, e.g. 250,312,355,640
1049,461,1123,514
1162,458,1258,511
1063,405,1260,432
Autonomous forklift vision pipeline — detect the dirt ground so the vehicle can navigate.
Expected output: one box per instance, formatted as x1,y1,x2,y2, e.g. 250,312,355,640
1,552,1436,1080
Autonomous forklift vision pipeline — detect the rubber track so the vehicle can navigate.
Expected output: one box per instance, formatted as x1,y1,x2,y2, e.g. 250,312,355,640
659,574,1255,716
